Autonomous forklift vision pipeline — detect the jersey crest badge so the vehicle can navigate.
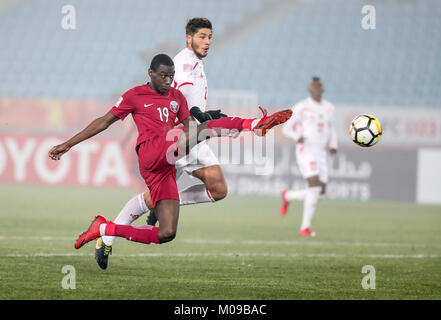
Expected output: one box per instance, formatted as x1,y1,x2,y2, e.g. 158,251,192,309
169,100,179,113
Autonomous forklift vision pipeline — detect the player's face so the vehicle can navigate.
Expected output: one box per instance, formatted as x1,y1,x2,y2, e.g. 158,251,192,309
309,80,324,101
188,28,212,59
149,64,175,94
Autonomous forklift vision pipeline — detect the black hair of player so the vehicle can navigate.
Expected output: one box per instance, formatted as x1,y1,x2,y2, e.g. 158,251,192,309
150,54,174,72
312,76,321,81
185,17,212,35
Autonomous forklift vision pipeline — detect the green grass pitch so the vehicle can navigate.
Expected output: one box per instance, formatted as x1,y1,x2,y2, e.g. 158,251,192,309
0,183,440,299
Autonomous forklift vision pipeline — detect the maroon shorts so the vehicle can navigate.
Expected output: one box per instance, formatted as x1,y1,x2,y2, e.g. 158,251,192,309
137,129,184,208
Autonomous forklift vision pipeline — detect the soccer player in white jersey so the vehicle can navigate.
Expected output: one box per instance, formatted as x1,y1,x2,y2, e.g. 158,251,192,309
94,18,230,269
280,77,337,237
169,17,227,208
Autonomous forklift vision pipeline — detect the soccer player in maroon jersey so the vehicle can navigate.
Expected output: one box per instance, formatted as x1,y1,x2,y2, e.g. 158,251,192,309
48,54,292,249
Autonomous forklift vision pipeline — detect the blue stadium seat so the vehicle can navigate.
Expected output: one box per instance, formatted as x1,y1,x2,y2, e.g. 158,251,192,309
0,0,439,107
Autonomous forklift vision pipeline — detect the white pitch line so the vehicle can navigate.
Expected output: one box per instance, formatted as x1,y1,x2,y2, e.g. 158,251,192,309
182,239,234,245
237,239,441,248
0,236,75,241
1,236,440,249
3,252,440,259
5,253,92,257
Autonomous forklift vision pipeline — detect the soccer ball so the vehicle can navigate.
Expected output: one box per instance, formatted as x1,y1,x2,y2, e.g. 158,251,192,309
349,114,382,147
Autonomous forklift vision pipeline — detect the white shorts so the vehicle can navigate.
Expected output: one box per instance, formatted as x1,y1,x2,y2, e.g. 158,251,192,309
175,140,220,180
296,144,329,183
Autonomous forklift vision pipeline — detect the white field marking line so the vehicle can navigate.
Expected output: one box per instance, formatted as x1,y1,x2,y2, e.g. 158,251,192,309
3,252,441,259
236,240,441,248
1,236,440,249
0,236,75,241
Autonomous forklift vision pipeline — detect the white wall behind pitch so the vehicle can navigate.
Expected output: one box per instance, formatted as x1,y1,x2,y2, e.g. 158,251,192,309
417,149,441,205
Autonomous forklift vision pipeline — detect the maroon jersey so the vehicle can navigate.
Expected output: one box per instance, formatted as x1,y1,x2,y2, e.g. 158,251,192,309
110,84,190,148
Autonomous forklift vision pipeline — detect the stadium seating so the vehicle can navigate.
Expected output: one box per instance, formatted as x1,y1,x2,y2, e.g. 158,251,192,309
0,0,439,107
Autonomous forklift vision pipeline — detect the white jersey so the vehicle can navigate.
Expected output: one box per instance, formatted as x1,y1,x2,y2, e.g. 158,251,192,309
283,97,337,182
173,48,219,174
283,97,338,150
172,48,208,112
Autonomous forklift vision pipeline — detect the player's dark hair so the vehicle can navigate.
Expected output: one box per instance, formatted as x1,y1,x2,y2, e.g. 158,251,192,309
150,54,174,71
312,76,321,81
186,17,212,35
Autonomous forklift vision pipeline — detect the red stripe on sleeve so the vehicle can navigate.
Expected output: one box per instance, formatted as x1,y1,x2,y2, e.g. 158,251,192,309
178,82,194,89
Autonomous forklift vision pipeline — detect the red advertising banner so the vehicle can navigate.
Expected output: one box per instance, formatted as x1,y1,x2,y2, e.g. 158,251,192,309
0,133,142,189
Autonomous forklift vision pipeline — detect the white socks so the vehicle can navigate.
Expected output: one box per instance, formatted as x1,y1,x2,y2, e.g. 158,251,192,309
99,224,107,236
179,183,215,205
102,193,148,245
300,186,322,230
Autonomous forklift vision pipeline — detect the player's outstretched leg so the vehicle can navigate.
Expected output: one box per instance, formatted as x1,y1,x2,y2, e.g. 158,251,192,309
177,107,293,155
148,107,293,226
251,107,293,136
75,201,179,255
75,216,161,250
104,199,179,245
75,215,107,249
203,107,292,138
95,193,151,269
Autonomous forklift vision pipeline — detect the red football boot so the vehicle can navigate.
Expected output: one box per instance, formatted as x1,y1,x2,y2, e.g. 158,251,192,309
252,107,293,136
280,189,290,216
75,215,107,249
299,227,316,237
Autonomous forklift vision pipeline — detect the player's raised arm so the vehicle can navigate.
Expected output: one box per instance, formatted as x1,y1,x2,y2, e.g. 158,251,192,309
48,111,120,160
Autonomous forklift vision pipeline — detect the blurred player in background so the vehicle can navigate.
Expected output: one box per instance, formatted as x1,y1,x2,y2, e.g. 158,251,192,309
280,77,337,237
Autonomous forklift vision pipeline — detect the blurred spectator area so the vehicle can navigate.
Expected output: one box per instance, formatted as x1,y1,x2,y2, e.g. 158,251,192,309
0,0,440,134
